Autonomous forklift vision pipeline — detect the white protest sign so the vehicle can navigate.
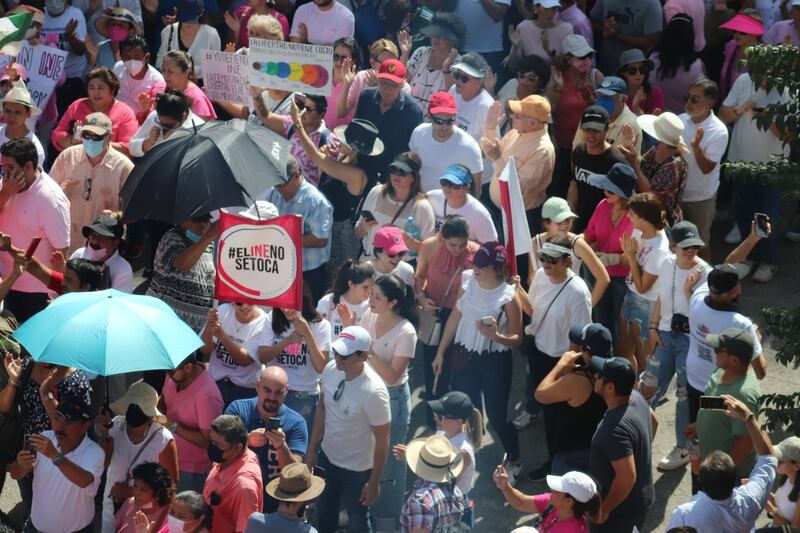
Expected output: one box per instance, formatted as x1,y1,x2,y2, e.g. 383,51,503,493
248,38,333,97
0,44,68,113
200,49,250,107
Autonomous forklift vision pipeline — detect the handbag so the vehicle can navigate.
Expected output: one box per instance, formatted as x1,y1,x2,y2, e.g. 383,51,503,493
419,260,462,346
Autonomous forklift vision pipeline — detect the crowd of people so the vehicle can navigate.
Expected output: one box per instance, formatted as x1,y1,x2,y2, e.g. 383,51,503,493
0,0,796,531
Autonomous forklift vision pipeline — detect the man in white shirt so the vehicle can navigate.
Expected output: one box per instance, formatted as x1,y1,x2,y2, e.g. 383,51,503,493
112,35,166,114
679,79,729,259
409,91,483,193
305,326,390,533
426,165,498,244
290,0,354,45
9,400,105,533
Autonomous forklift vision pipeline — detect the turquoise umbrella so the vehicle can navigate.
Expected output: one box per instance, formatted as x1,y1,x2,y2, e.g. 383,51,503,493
11,289,203,376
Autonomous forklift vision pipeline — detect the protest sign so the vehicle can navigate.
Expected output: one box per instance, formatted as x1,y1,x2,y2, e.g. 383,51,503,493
0,43,68,112
201,49,250,107
248,38,333,96
215,210,303,310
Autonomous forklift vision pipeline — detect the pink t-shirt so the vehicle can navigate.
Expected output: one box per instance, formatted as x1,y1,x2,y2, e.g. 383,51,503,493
233,6,289,48
50,98,138,152
203,448,263,533
325,79,354,129
533,493,589,533
625,84,664,115
162,370,223,474
583,199,632,278
183,82,218,120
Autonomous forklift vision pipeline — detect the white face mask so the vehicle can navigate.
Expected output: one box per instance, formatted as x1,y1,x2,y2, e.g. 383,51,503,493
25,28,37,39
124,59,144,76
167,515,186,532
84,244,108,261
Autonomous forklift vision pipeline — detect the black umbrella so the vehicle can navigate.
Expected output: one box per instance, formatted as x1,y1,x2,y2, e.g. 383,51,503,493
121,119,291,224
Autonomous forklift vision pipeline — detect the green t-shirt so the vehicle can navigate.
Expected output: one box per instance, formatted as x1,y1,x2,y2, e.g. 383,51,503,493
697,369,761,476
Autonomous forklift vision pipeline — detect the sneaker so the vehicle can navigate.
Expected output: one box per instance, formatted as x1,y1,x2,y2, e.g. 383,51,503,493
505,460,523,487
512,410,539,430
733,260,755,279
724,225,742,244
526,463,550,482
657,446,689,471
787,230,800,243
753,263,778,283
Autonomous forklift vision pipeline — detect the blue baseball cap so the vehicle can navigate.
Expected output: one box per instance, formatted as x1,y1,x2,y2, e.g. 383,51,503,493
595,76,628,96
588,162,636,199
439,165,472,187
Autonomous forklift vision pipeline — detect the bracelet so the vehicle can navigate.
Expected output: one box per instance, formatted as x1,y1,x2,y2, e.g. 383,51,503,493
7,378,19,387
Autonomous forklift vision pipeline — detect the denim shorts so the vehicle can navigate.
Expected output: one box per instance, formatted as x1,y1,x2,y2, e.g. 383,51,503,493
621,289,656,341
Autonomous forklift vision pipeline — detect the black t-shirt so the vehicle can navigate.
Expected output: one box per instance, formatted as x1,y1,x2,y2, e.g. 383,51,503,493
590,390,654,516
571,144,627,232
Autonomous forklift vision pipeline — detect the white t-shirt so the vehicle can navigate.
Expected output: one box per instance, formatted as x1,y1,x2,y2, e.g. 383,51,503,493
128,110,205,157
359,310,416,387
31,431,105,533
156,24,221,80
525,270,592,357
0,126,45,164
454,270,516,354
455,0,512,53
42,6,88,79
724,73,791,164
409,124,484,193
625,229,670,301
447,431,475,496
70,248,134,293
112,62,166,114
289,1,355,45
448,87,495,143
426,190,498,244
319,360,391,471
316,292,370,337
686,283,763,391
516,20,573,60
372,260,415,287
358,186,436,260
255,317,332,393
679,111,729,203
204,303,267,388
656,255,711,331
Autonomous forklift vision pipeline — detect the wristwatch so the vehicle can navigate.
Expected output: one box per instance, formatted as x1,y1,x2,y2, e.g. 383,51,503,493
52,453,66,466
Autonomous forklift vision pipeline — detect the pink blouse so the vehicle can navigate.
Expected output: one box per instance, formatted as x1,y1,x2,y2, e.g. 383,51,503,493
183,82,218,120
584,199,633,278
51,98,138,151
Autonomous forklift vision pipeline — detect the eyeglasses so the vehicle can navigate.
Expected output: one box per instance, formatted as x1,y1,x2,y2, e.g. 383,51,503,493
537,253,561,264
431,116,455,125
333,53,351,62
517,72,537,81
452,73,474,84
333,379,346,401
388,166,410,175
684,94,702,104
83,177,93,200
623,65,650,76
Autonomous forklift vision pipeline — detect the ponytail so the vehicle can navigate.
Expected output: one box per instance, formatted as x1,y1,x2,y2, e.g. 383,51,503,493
375,274,418,326
572,491,602,523
465,407,483,449
165,49,196,83
329,259,375,305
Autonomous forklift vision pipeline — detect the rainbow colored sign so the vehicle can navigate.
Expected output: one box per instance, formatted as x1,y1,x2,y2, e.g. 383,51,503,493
248,38,333,96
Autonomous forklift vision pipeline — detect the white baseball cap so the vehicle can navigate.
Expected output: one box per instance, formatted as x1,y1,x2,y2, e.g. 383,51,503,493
535,0,560,7
546,472,597,503
331,326,371,356
239,200,279,220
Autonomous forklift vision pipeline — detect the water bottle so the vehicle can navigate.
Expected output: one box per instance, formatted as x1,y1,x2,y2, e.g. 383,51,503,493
404,216,420,259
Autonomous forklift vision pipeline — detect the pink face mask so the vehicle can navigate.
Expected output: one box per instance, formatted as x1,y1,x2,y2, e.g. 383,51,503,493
108,25,129,43
569,57,592,73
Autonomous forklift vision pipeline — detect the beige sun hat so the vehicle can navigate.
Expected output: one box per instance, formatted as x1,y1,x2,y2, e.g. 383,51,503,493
265,463,326,502
405,434,464,483
109,380,166,424
637,112,688,154
1,87,41,116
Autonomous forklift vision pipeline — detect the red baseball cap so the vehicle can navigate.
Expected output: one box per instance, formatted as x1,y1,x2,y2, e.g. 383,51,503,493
377,59,407,84
373,226,408,256
429,91,456,115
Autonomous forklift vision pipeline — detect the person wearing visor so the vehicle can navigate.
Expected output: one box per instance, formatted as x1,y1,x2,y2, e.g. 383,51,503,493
426,164,497,244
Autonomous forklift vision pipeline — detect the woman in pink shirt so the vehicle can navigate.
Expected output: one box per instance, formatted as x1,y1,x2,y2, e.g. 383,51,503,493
51,67,138,154
225,0,288,49
719,10,764,101
162,50,217,121
494,468,600,532
115,462,171,533
325,37,360,129
583,162,635,346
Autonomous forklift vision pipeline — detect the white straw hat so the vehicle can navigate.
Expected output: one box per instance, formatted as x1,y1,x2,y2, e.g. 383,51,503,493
637,112,688,153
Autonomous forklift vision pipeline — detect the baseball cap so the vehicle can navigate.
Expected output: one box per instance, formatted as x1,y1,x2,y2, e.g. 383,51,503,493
451,53,489,79
542,197,577,223
587,162,636,199
569,323,612,356
56,400,92,422
561,34,594,58
82,112,112,136
471,241,507,269
705,327,755,361
439,165,472,187
82,215,123,239
670,221,705,248
331,326,371,356
775,436,800,463
428,391,474,420
589,356,635,395
535,0,561,7
595,76,628,96
546,472,597,503
538,241,571,259
373,226,408,257
707,263,740,294
377,59,406,84
429,91,457,115
580,105,609,131
508,94,550,122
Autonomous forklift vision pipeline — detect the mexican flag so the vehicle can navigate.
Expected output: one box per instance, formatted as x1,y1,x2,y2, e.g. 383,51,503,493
0,12,33,55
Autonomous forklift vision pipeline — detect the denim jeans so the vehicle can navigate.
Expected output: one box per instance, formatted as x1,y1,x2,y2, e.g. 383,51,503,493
451,349,520,461
592,276,627,347
284,390,320,434
316,451,373,533
644,330,690,449
621,289,657,342
373,383,410,530
734,178,782,264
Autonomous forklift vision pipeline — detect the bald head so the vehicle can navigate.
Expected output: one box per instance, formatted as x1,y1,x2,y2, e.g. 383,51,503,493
257,366,288,417
260,366,288,388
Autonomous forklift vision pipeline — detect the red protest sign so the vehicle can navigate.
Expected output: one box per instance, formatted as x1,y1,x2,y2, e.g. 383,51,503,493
215,210,303,310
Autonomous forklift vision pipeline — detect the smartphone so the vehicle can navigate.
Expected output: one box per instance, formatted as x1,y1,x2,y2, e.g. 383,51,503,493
24,237,41,259
265,417,281,431
700,395,727,410
361,210,375,222
480,316,494,327
24,434,36,456
754,213,769,238
574,357,585,368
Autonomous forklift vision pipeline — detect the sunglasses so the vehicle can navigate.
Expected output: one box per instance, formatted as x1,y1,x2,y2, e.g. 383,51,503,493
388,166,410,175
537,253,561,264
623,65,650,76
333,379,346,401
431,116,455,125
81,132,107,142
333,53,350,62
517,72,537,81
452,73,474,84
684,94,702,104
440,179,467,189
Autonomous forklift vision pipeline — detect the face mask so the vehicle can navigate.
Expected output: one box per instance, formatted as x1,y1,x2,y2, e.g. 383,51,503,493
108,25,129,43
84,244,108,261
125,403,150,427
569,57,591,73
184,229,202,242
25,28,37,40
124,59,144,76
595,96,617,115
167,515,186,533
207,442,226,463
83,138,106,158
45,0,66,15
